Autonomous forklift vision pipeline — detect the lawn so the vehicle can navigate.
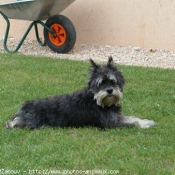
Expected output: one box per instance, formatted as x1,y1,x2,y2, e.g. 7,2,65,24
0,53,175,175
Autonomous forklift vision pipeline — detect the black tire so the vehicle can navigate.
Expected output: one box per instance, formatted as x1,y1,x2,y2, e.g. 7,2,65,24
44,15,76,53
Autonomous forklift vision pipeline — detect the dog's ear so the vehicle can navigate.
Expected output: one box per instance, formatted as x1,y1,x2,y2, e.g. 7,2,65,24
90,59,99,70
107,56,115,68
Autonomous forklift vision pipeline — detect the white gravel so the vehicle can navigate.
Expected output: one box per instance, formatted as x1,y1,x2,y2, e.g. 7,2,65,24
0,37,175,69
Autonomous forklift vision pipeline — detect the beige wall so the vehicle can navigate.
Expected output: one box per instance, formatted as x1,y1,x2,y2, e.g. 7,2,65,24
1,0,175,50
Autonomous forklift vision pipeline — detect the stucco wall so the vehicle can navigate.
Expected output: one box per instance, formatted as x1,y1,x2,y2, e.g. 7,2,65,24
1,0,175,50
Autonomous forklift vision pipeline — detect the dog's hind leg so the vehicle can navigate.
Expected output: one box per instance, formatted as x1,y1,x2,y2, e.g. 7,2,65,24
6,117,24,129
120,116,156,129
6,111,26,129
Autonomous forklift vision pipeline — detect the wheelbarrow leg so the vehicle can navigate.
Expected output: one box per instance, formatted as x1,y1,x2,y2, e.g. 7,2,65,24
0,11,55,53
0,11,34,53
34,23,46,46
34,22,56,47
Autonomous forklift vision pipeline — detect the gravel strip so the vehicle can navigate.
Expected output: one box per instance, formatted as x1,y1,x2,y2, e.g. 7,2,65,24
0,37,175,69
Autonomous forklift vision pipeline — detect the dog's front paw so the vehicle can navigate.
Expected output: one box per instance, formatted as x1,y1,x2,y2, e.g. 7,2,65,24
135,119,156,129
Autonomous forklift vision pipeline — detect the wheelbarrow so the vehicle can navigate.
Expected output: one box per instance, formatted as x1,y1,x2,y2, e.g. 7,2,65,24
0,0,76,53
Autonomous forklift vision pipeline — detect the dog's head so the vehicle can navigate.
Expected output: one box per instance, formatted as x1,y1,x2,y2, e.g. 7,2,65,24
88,56,125,108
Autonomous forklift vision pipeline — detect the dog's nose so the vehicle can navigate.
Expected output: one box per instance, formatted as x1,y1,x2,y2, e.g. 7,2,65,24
106,88,113,94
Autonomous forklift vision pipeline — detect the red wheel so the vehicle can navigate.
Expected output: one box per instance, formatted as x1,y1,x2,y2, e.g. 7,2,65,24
48,24,66,46
44,15,76,53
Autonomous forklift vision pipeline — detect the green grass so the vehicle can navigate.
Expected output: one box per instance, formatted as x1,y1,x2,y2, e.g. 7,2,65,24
0,53,175,175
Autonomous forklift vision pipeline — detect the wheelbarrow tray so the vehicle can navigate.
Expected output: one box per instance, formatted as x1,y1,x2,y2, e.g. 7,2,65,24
0,0,75,21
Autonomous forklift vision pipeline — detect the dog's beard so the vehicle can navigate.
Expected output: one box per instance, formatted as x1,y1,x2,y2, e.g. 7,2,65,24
94,88,123,108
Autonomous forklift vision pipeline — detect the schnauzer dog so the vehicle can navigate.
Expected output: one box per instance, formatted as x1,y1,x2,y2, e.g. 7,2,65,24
6,56,156,129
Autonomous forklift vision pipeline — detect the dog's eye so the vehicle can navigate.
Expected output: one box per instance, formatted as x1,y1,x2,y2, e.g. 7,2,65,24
110,79,115,85
101,79,115,86
101,79,107,85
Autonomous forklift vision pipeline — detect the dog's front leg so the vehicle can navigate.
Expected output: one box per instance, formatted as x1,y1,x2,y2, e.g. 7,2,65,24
120,116,156,129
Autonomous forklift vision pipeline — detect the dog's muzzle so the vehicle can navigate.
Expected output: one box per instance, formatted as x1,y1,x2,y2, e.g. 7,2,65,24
94,87,123,108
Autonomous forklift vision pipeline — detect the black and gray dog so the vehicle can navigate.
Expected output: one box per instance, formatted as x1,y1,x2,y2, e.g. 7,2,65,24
6,57,156,129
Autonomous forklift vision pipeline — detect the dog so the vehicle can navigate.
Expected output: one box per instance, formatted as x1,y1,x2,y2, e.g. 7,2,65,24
6,56,156,129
